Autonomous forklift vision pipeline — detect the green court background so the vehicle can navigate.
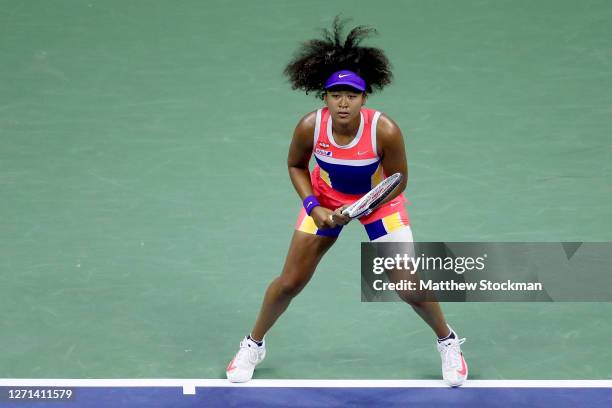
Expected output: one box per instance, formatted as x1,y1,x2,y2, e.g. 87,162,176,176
1,0,611,380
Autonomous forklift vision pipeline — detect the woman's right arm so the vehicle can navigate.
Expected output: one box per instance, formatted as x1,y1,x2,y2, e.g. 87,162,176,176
287,112,346,229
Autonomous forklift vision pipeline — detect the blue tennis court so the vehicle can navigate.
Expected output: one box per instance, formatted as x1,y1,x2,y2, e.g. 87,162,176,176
2,380,611,407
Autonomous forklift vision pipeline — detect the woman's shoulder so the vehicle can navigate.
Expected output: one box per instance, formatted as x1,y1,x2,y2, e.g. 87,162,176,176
294,110,318,134
374,112,403,143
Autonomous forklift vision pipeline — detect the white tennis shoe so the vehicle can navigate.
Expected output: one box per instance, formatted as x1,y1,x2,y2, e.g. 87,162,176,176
226,336,266,383
437,328,468,387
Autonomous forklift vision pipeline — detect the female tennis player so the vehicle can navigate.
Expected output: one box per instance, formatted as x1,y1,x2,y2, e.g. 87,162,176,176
227,18,468,387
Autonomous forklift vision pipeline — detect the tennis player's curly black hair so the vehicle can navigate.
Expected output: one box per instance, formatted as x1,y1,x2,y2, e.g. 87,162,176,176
284,16,393,99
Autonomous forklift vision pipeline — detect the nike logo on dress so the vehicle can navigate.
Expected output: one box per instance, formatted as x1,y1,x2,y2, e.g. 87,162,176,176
339,74,351,78
390,202,400,207
457,354,467,376
357,151,368,155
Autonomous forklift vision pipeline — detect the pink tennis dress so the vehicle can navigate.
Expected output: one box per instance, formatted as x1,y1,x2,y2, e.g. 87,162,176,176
295,107,410,240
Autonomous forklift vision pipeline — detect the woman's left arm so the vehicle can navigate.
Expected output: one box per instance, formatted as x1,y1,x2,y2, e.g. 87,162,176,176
376,114,408,204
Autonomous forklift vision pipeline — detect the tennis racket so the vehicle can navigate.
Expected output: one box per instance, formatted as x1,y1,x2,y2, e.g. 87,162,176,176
341,172,403,219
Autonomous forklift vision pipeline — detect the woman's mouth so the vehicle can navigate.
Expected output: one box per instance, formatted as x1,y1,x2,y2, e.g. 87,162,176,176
338,112,349,118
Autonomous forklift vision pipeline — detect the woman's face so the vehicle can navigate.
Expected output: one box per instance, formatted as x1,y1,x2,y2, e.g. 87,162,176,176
324,88,366,125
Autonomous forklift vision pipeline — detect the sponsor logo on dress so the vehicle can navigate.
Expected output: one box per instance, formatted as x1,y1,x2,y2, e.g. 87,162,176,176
315,148,333,157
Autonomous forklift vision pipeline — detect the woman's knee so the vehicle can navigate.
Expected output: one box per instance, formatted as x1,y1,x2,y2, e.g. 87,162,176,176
396,290,428,306
277,275,308,298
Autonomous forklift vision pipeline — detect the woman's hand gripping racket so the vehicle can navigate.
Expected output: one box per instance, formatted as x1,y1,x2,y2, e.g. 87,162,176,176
341,173,403,219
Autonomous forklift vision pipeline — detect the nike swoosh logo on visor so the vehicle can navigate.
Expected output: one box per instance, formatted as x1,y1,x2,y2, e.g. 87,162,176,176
339,74,351,78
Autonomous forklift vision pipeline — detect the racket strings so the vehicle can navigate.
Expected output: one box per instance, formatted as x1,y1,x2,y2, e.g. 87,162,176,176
343,173,402,218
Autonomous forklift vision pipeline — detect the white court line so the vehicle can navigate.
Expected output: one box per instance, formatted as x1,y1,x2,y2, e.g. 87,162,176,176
1,379,612,394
